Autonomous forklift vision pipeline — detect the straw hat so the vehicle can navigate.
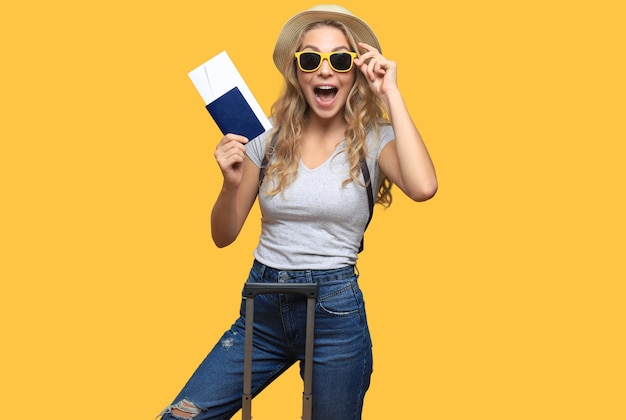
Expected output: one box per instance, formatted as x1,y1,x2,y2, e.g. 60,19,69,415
272,4,381,73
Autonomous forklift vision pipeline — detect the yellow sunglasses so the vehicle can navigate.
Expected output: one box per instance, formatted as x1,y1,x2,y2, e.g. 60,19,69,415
294,51,358,73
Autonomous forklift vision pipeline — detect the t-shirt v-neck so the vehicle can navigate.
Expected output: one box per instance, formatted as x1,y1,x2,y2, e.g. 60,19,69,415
299,140,344,172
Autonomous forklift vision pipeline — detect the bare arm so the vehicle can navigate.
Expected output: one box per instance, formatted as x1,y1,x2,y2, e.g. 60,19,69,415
379,89,438,201
355,43,438,201
210,134,260,247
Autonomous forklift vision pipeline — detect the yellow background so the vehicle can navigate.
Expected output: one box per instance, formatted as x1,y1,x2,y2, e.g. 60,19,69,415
1,0,624,419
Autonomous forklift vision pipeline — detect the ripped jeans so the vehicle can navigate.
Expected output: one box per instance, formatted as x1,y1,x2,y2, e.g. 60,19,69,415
158,260,373,420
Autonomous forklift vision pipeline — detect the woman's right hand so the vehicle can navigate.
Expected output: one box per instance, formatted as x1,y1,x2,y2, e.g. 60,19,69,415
211,133,259,248
214,133,249,188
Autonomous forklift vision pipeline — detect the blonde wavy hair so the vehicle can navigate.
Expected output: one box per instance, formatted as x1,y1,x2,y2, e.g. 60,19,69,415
263,20,393,208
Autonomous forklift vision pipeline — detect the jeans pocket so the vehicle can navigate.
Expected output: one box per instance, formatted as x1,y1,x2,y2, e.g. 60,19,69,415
318,282,361,317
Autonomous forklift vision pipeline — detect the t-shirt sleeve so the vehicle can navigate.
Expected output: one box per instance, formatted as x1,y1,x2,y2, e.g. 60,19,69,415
245,129,272,168
367,123,395,191
375,123,395,157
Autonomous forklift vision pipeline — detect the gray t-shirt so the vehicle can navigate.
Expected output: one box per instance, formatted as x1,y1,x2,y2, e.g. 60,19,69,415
246,124,394,270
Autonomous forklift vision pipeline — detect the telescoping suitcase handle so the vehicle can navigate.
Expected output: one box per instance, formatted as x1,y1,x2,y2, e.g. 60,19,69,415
242,283,319,420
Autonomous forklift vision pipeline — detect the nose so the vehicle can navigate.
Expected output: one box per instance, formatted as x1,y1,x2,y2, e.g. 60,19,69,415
319,58,333,75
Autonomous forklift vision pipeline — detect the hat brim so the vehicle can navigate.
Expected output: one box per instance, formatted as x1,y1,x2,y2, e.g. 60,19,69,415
273,8,381,73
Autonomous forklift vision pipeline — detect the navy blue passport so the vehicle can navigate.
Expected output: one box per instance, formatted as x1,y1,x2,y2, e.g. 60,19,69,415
206,87,265,140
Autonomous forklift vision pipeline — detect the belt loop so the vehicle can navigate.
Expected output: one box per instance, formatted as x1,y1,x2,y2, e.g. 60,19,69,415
254,259,267,280
306,270,313,283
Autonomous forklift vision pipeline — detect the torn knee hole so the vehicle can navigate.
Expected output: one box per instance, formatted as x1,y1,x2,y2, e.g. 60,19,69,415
169,399,201,419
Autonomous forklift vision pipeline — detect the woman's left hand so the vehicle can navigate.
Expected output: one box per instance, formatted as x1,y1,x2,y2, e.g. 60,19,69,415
354,42,398,97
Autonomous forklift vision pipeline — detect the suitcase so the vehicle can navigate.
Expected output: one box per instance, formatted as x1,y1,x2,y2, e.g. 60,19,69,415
242,282,319,420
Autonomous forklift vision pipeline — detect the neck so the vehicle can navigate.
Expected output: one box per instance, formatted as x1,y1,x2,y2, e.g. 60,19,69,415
305,113,346,138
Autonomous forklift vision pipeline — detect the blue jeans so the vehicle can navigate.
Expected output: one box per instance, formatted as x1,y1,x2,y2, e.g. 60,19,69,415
158,260,373,420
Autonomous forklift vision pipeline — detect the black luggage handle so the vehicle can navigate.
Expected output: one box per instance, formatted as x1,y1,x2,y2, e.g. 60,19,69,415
243,282,318,298
242,282,318,420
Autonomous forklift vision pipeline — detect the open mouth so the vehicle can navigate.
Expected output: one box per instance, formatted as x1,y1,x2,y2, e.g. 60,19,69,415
314,86,338,103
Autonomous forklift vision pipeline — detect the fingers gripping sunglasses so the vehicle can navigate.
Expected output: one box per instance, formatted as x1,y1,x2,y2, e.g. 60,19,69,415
294,51,358,73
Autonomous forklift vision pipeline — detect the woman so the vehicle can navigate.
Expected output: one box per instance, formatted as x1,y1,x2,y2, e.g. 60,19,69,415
159,5,437,420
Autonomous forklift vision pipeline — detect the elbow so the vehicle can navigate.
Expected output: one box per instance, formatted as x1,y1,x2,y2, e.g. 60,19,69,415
406,181,438,202
211,232,236,248
210,217,241,248
213,240,230,249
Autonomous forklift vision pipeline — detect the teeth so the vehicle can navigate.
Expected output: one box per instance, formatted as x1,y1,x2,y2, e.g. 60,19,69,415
317,86,335,90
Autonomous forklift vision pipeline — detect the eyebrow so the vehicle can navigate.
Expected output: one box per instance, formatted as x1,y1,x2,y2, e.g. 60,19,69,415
300,45,351,52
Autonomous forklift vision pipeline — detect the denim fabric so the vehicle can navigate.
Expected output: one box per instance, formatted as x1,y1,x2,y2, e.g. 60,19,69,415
159,260,373,420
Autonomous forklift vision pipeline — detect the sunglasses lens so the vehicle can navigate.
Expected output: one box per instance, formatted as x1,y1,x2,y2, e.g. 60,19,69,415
299,52,322,71
330,53,353,71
